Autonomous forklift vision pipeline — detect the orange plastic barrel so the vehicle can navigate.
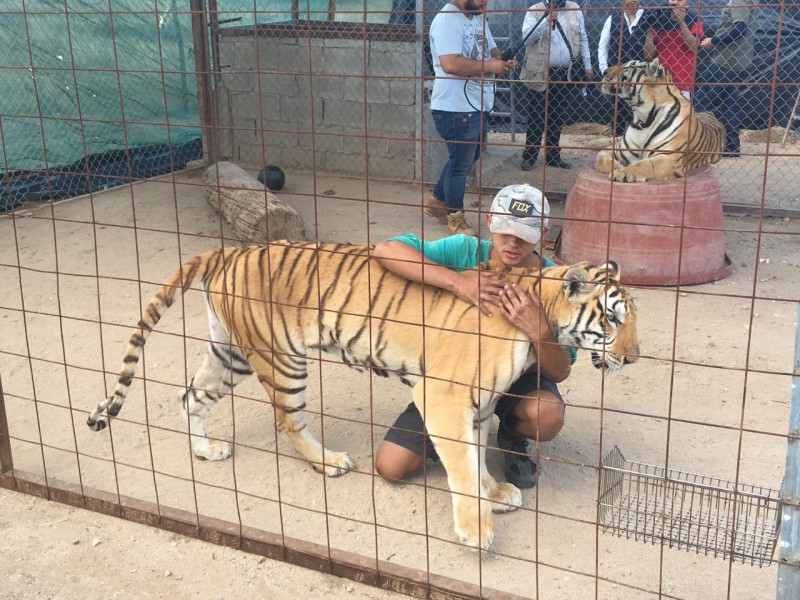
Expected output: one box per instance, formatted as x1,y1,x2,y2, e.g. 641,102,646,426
556,157,732,286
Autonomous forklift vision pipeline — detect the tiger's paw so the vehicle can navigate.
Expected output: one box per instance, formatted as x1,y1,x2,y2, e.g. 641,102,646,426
594,151,613,174
313,451,356,477
194,440,233,461
453,497,494,550
455,516,494,551
489,482,523,513
610,168,635,183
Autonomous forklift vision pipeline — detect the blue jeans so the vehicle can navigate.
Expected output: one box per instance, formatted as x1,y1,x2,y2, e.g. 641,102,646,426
431,110,487,212
695,63,743,153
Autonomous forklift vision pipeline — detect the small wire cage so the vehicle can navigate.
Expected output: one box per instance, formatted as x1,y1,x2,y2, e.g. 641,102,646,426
599,446,783,567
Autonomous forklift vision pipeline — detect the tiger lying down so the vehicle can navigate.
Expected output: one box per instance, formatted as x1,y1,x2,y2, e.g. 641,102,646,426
87,241,640,550
595,58,725,182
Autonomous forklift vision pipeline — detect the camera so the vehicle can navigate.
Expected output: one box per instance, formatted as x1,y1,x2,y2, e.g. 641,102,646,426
500,0,568,61
645,2,682,31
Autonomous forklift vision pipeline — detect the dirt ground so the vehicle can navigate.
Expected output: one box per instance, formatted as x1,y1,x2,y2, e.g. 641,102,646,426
0,155,798,599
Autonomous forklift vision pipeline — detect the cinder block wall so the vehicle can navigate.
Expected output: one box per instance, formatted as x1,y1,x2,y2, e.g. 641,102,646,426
215,22,421,181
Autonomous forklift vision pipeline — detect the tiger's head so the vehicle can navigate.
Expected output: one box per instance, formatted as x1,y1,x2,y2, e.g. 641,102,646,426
600,58,672,109
495,261,640,373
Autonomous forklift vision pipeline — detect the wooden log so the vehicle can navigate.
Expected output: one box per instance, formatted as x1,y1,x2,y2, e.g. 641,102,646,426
203,161,305,243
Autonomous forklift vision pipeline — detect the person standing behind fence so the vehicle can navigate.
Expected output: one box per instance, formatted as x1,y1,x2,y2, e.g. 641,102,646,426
598,0,647,136
389,0,415,25
644,0,703,100
518,0,594,171
423,0,516,236
696,0,758,157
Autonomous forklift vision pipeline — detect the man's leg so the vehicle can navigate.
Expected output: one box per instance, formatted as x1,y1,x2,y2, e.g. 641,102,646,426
544,76,571,168
493,371,565,489
375,402,438,481
441,113,482,213
695,63,723,120
720,74,743,154
427,110,453,223
521,87,544,167
434,111,481,234
615,101,632,137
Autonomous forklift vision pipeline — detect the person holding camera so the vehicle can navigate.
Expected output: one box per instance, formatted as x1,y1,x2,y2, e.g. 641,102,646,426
597,0,647,136
695,0,758,157
518,0,594,171
422,0,516,236
644,0,703,100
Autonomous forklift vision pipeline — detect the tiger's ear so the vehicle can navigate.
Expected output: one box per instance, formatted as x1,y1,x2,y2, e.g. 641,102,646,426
598,261,621,281
563,265,594,299
647,58,662,78
480,260,509,273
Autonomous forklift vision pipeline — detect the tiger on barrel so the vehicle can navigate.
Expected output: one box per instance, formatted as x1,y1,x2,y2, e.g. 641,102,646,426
596,58,725,182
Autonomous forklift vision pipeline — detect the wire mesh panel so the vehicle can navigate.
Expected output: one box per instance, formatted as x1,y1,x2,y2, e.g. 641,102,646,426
599,446,782,567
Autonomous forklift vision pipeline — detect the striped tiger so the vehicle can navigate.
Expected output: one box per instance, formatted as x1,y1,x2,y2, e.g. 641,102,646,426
86,241,640,549
596,58,725,182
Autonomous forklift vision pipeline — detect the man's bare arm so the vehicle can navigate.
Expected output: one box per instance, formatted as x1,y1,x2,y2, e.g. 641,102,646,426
439,53,515,76
371,240,506,315
643,29,657,61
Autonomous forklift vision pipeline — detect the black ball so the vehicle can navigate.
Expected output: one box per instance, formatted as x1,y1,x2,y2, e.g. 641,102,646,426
257,165,286,191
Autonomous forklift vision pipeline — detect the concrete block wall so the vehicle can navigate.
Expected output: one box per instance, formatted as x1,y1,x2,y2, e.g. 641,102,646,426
215,23,421,181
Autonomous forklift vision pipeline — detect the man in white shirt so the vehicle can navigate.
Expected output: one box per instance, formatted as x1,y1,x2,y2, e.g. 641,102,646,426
423,0,516,235
518,0,594,170
597,0,647,135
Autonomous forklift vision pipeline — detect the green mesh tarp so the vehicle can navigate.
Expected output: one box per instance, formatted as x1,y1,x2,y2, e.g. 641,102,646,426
0,1,205,210
0,0,201,171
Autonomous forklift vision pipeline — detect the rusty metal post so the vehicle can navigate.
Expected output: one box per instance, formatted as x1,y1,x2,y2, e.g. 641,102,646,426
190,0,217,165
776,303,800,597
0,375,12,475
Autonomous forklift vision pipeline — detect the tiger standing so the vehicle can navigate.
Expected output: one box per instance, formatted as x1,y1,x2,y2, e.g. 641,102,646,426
87,241,640,550
595,58,725,182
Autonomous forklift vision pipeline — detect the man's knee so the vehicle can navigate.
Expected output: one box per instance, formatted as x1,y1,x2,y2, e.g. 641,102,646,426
374,442,424,482
375,456,408,482
520,392,565,441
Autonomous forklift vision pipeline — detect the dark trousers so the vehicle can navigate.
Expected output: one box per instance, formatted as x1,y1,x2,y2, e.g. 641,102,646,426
519,67,570,164
610,101,633,137
695,63,743,153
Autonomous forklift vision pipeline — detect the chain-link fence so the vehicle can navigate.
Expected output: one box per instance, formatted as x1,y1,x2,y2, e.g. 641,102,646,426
207,0,798,219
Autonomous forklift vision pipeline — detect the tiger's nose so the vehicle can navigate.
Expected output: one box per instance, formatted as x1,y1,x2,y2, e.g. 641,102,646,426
623,347,640,364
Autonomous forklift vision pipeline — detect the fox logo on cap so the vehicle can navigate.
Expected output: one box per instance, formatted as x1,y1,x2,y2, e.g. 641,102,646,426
509,199,535,216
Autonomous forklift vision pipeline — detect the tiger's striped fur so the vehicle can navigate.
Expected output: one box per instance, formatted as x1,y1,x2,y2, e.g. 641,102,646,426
595,59,725,182
87,241,639,549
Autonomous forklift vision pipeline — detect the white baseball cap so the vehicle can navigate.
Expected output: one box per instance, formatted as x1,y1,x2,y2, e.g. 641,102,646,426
488,184,550,245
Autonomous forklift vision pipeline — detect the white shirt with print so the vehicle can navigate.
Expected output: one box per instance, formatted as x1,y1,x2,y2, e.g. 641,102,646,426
430,4,498,113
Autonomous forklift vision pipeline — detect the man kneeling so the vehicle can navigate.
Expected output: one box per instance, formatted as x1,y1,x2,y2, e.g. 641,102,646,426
372,184,577,489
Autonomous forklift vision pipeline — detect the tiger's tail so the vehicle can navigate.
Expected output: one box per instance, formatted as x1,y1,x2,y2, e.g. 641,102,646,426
86,250,216,432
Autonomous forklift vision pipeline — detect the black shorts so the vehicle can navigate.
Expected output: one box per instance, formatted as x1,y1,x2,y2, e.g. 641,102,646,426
383,368,563,461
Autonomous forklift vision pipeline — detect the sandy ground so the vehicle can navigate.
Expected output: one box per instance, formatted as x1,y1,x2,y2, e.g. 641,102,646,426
0,159,798,599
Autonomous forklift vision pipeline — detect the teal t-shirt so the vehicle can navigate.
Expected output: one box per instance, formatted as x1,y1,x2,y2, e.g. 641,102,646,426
389,233,576,363
388,232,557,270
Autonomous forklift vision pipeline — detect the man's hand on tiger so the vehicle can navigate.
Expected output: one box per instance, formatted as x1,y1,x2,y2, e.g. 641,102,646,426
455,270,506,316
498,282,549,341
